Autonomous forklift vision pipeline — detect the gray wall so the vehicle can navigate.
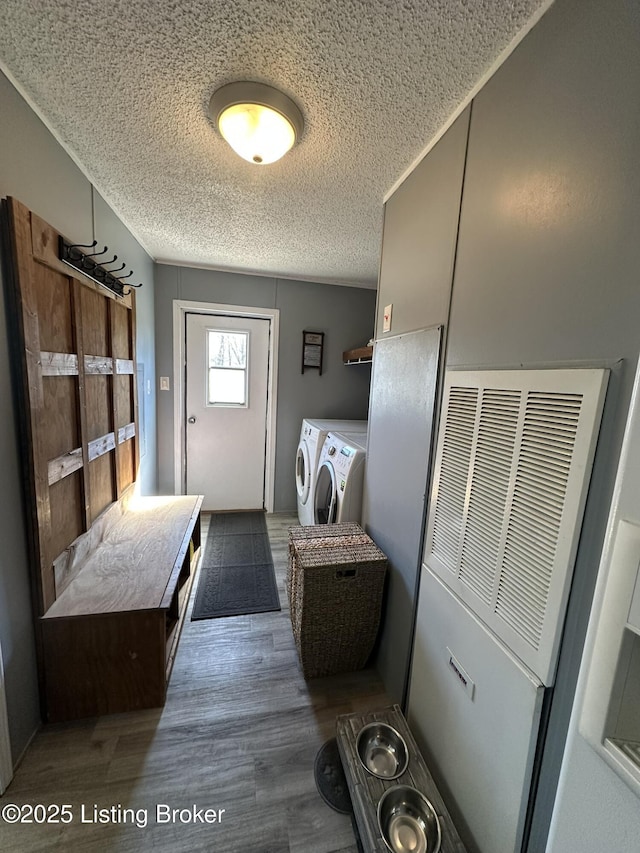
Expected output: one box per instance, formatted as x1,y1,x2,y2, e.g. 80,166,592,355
375,108,469,338
364,107,470,705
0,70,157,765
154,264,376,509
377,0,640,848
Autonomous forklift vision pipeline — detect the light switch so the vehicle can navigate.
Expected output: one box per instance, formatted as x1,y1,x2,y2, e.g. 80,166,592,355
160,376,170,391
383,303,393,333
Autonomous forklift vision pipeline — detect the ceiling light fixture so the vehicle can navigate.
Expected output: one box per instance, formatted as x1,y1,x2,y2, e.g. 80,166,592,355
210,81,304,165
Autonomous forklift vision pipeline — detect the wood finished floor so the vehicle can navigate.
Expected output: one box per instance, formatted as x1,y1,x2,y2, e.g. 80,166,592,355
0,513,390,852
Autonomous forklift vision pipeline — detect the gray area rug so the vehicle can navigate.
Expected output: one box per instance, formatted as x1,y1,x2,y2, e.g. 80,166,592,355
191,511,281,620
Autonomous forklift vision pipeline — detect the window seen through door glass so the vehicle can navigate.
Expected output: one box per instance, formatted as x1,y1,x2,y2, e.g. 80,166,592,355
207,330,248,406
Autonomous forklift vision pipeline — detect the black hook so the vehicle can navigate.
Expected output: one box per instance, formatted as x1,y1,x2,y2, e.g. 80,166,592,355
105,262,126,274
67,239,98,251
123,283,143,295
112,269,133,280
83,245,110,259
65,239,98,262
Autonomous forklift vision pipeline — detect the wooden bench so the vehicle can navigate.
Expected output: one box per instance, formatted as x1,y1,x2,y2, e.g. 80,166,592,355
40,489,203,722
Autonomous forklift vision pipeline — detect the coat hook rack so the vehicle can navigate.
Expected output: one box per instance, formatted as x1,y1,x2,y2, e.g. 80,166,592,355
59,237,143,298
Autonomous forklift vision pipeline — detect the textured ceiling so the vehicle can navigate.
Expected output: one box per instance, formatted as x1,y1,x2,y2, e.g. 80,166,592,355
0,0,549,287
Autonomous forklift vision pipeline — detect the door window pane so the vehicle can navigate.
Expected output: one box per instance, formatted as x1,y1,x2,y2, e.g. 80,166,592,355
208,331,247,368
208,368,246,405
207,330,248,406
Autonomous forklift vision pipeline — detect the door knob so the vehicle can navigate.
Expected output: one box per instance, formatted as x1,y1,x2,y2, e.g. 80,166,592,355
188,416,196,424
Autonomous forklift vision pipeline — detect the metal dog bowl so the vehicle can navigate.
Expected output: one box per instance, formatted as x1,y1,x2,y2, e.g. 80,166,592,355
377,785,441,853
356,722,409,780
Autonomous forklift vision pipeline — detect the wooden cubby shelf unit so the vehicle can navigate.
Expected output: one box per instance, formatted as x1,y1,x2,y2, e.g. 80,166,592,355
1,196,202,722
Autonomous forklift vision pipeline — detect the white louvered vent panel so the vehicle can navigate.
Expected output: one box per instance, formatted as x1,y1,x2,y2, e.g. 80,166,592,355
496,392,582,648
430,386,478,573
424,368,607,685
459,389,521,604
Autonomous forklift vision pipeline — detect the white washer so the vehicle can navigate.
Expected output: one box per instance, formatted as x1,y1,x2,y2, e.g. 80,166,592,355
314,431,367,525
296,419,366,525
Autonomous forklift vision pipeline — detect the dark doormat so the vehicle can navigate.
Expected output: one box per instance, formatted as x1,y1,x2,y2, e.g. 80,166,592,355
191,511,281,620
206,510,270,536
314,739,364,852
203,531,272,567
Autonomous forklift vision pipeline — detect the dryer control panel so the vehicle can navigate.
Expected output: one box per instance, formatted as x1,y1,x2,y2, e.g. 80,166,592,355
332,445,358,475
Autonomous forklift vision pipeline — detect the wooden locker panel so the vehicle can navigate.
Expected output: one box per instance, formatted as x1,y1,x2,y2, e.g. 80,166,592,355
41,377,79,462
111,301,132,358
117,438,135,493
3,200,57,614
48,474,84,579
111,305,134,422
111,292,138,494
33,267,74,353
114,374,133,427
89,453,116,524
85,375,112,440
80,285,109,356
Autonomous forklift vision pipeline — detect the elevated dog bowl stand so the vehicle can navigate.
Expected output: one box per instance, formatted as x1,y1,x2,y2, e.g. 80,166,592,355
336,704,467,853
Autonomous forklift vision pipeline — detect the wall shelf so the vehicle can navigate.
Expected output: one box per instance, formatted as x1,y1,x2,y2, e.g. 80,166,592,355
343,345,373,365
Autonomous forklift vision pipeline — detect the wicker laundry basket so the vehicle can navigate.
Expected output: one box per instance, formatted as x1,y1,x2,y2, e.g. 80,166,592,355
288,522,364,541
287,523,368,620
287,525,387,678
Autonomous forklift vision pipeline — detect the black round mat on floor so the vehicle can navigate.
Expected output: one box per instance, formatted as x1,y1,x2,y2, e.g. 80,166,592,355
314,738,353,814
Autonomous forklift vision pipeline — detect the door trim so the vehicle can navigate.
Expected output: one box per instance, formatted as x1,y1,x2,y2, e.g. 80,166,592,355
173,300,279,511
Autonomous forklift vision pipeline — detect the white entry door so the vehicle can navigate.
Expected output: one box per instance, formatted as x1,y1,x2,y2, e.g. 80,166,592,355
186,312,271,511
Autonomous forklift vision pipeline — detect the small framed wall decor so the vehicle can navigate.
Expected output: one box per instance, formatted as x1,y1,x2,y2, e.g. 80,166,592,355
302,330,325,375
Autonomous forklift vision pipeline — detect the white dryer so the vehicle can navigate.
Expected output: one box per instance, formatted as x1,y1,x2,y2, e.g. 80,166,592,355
296,419,366,525
314,431,367,525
